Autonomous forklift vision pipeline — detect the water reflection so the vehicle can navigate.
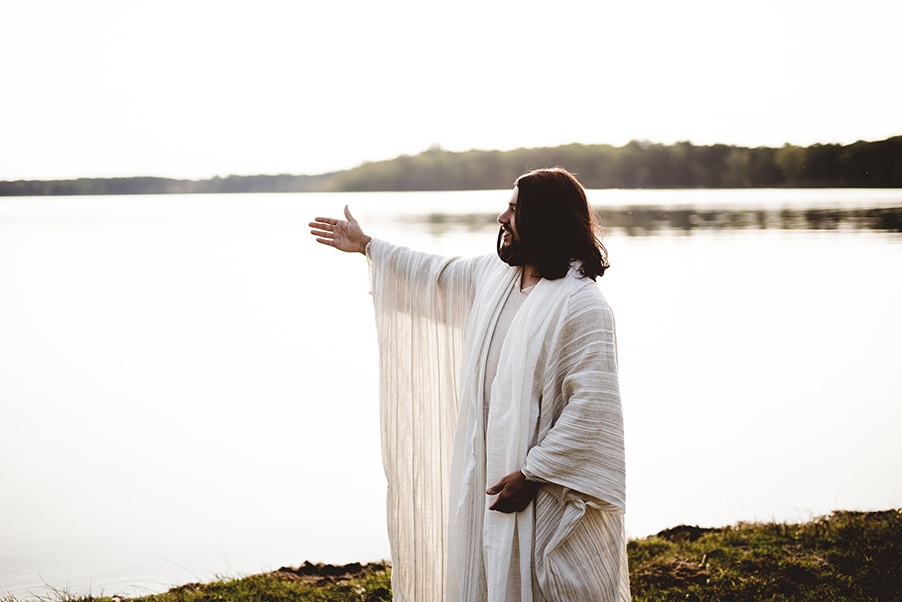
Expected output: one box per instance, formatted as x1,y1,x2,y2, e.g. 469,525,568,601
607,205,902,235
403,204,902,236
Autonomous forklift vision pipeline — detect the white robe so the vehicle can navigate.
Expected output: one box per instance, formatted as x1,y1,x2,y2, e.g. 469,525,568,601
368,239,630,602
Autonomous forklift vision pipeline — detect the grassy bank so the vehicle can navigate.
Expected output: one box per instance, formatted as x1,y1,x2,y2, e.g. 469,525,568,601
629,509,901,601
5,510,899,602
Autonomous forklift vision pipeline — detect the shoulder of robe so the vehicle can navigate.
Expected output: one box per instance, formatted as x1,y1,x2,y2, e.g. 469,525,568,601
562,279,615,330
473,253,513,283
476,252,502,268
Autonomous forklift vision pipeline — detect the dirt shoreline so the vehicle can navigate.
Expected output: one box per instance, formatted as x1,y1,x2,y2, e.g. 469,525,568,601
159,560,391,597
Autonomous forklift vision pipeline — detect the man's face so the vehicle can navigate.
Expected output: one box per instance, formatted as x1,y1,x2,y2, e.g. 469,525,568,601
498,186,520,246
497,186,526,266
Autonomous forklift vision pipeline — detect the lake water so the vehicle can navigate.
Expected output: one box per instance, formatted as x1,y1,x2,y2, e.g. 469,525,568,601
2,189,901,598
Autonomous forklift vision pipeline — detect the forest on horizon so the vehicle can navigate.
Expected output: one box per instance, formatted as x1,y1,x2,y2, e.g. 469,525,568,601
2,136,900,196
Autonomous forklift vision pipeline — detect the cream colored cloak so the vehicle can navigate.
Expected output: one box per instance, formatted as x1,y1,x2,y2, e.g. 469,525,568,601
368,239,629,602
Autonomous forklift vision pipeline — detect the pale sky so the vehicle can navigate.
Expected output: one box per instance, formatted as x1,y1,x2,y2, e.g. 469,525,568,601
2,0,900,181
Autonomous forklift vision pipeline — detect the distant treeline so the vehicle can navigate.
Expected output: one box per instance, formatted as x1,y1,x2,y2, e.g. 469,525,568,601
2,136,900,196
330,137,902,191
0,173,333,197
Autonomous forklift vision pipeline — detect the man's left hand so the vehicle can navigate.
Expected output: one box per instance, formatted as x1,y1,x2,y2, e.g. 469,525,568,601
486,470,539,513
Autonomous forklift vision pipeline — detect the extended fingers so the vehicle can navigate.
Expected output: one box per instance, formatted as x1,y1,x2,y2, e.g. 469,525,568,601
309,220,337,230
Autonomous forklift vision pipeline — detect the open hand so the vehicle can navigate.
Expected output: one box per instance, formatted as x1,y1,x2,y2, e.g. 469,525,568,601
309,205,371,254
486,470,539,513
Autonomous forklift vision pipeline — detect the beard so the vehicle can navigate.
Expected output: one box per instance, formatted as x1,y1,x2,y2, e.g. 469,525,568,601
497,226,531,266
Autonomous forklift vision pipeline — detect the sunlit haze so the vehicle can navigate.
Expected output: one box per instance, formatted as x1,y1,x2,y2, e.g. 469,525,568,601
2,0,901,181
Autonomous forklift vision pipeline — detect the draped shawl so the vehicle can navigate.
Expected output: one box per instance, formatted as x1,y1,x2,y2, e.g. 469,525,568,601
368,239,630,602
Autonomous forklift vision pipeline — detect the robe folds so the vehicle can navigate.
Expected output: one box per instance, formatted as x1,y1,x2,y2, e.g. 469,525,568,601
368,239,630,602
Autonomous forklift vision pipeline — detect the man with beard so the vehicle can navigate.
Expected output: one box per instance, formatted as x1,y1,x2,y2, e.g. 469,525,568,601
309,168,629,602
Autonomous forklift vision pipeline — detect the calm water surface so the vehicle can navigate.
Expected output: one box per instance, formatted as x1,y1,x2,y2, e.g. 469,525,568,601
1,190,900,598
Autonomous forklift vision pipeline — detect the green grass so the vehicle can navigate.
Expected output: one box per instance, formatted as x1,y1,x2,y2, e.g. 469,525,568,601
1,564,392,602
5,510,899,602
629,510,902,601
139,567,393,602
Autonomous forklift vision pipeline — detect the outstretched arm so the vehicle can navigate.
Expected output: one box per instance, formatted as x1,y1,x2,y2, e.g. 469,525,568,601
309,205,372,254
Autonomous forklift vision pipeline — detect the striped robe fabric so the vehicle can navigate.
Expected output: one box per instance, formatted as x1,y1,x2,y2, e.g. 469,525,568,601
368,239,630,602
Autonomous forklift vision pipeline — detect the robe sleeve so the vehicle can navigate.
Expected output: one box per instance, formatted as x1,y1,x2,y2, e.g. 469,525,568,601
366,238,490,602
522,284,626,513
367,238,482,323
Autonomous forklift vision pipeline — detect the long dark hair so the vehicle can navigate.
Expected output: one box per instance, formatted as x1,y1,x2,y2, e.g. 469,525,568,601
512,167,609,280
